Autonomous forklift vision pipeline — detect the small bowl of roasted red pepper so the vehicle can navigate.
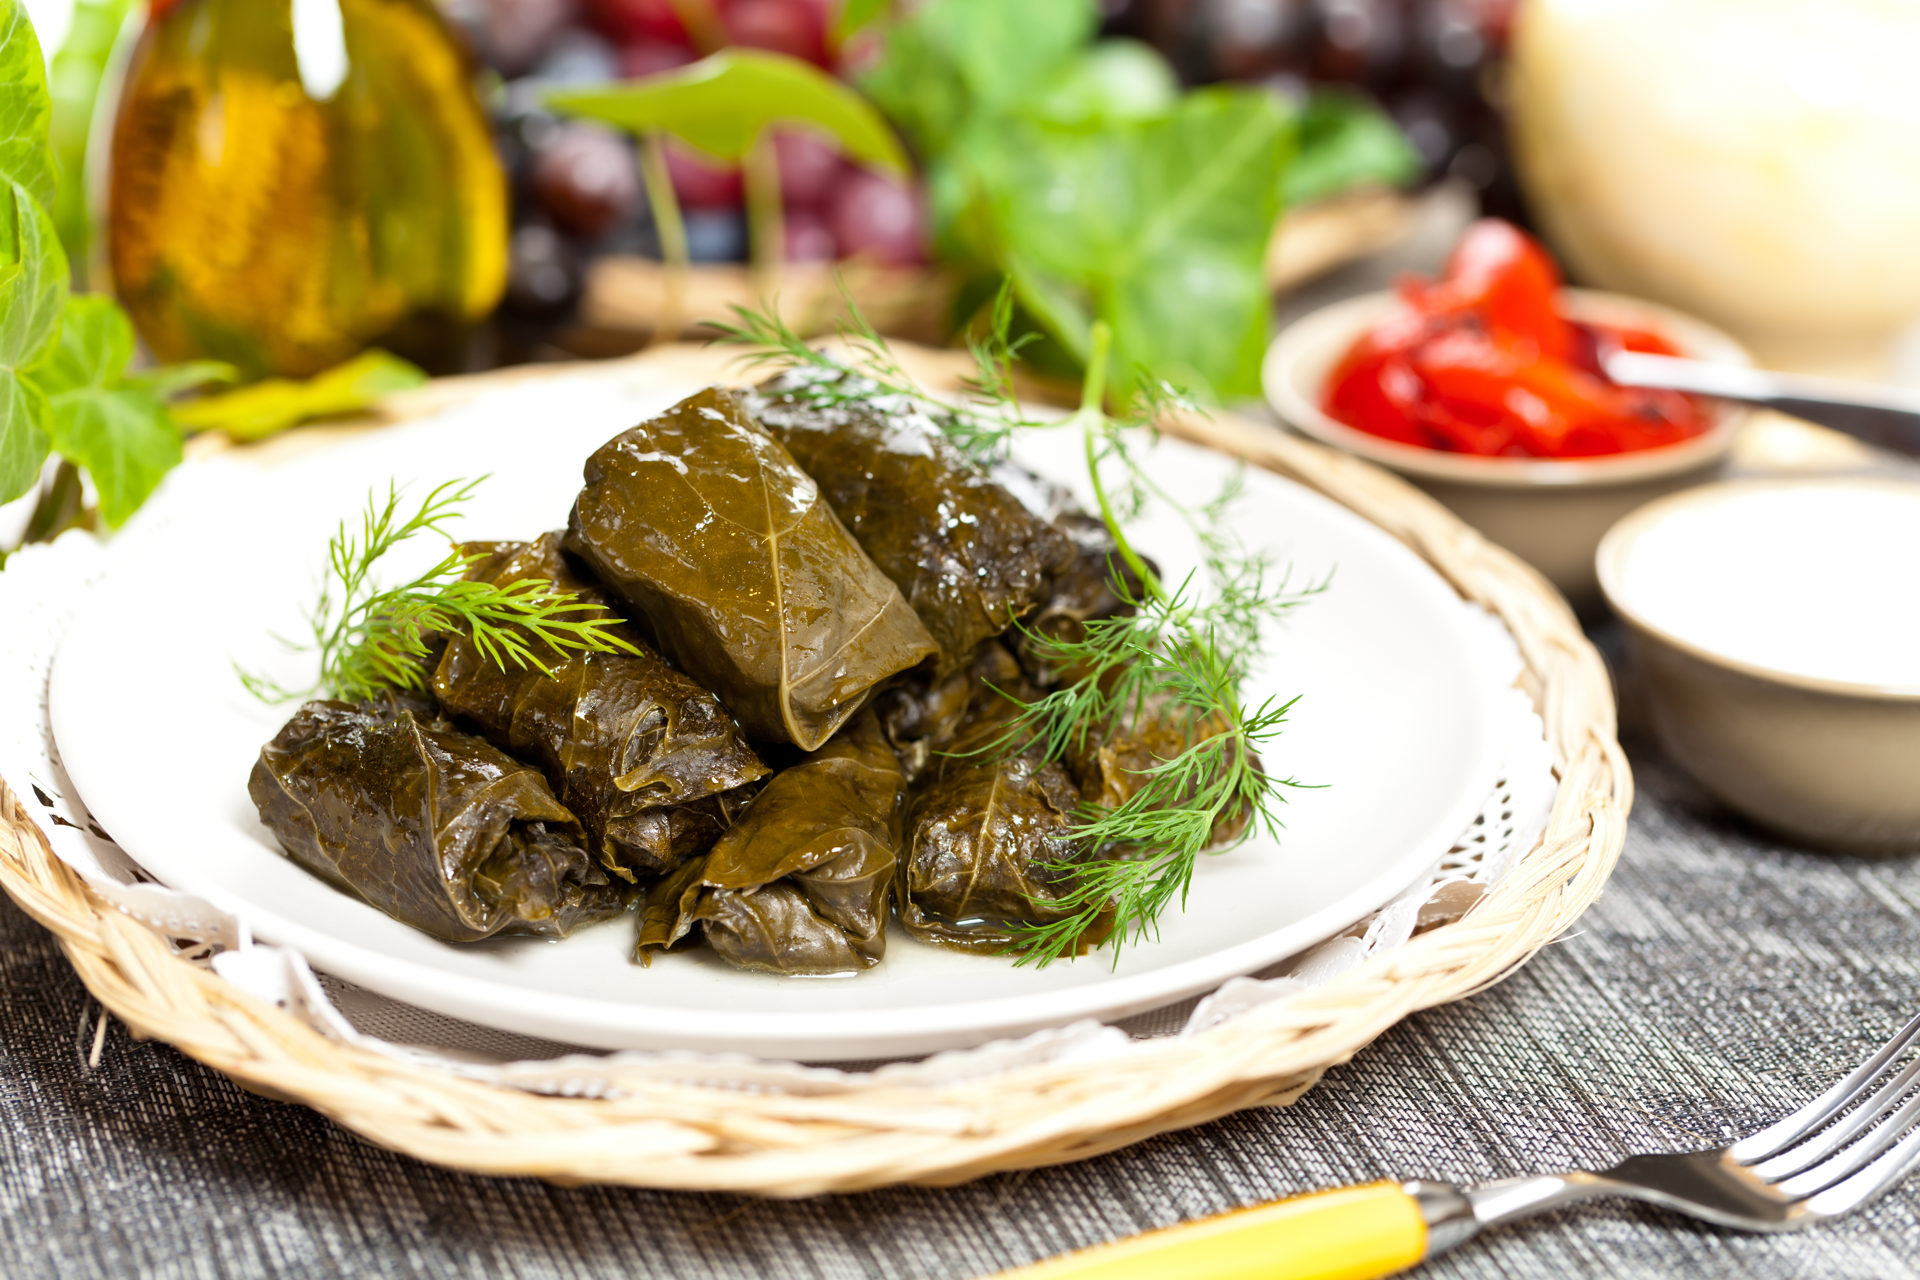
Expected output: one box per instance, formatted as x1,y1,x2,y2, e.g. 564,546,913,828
1265,219,1752,606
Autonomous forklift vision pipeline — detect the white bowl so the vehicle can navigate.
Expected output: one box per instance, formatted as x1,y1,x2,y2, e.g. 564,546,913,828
1598,477,1920,852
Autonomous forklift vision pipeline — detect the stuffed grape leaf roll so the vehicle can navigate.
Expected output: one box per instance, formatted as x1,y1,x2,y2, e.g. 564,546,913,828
872,661,974,784
895,644,1111,954
748,371,1076,673
566,387,938,751
248,700,624,942
1068,699,1261,851
1011,510,1154,688
637,712,903,974
431,533,768,879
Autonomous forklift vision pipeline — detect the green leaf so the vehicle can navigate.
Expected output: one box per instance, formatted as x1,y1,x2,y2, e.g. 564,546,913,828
30,293,132,395
1026,40,1179,127
47,380,177,528
973,89,1293,400
1279,89,1419,210
547,50,908,173
0,0,55,210
47,0,136,269
833,0,890,42
0,361,51,503
0,181,65,368
170,349,428,441
30,295,177,527
860,0,1094,156
0,179,68,503
130,359,238,402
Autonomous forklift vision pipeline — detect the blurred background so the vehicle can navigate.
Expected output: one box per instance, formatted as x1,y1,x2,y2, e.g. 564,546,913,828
20,0,1920,379
6,0,1920,553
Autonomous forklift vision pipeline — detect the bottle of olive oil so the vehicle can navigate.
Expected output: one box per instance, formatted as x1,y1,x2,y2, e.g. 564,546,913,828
108,0,508,378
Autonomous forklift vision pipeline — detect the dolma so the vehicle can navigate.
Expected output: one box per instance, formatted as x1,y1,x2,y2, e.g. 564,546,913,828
566,387,938,750
983,459,1154,688
1068,699,1261,851
872,662,973,784
749,371,1076,672
1011,510,1154,688
431,533,768,878
896,644,1111,954
637,712,903,974
248,700,624,942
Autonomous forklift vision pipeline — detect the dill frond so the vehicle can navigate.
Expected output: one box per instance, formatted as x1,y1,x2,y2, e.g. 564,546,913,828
241,478,637,705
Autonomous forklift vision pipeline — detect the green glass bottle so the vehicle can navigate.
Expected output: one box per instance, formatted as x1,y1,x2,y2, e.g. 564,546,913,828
108,0,508,378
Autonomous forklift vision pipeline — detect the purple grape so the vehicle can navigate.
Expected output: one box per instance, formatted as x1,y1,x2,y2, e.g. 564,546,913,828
481,0,580,77
825,170,927,266
1386,86,1461,174
1204,0,1313,80
532,122,643,239
726,0,828,66
783,210,837,262
616,38,697,79
666,144,744,210
504,223,583,320
773,129,844,211
1311,0,1409,87
496,80,563,189
1413,0,1489,91
531,28,622,84
685,208,749,262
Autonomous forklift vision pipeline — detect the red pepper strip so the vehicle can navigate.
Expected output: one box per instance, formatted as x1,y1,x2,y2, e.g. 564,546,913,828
1423,220,1575,363
1323,309,1437,447
1318,221,1714,458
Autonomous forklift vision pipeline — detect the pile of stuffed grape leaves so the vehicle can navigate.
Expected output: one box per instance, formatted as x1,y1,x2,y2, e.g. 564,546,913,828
248,376,1264,975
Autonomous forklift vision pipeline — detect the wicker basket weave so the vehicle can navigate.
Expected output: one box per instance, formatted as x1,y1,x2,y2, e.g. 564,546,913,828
0,343,1627,1196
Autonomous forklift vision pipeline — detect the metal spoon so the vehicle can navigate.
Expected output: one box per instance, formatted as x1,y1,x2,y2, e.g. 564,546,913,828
1605,350,1920,459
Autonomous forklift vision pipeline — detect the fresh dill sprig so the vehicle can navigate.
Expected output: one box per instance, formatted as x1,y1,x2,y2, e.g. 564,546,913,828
241,478,637,705
721,293,1326,967
712,281,1047,466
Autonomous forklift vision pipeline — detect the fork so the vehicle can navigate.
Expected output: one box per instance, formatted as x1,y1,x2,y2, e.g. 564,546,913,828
993,1011,1920,1280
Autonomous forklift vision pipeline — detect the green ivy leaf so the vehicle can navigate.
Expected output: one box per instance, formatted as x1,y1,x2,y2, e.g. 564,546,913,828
170,349,427,441
833,0,890,42
130,359,238,402
0,0,56,210
1025,40,1179,127
0,361,51,504
48,382,177,528
972,89,1293,401
548,49,908,173
31,292,131,394
0,179,68,503
31,295,179,527
860,0,1094,156
1280,89,1420,210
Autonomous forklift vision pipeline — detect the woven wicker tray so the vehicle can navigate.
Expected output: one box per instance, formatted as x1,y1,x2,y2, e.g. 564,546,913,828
0,343,1627,1195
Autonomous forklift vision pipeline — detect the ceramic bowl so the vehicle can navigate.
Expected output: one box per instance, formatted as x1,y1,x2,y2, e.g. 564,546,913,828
1598,477,1920,853
1264,289,1752,608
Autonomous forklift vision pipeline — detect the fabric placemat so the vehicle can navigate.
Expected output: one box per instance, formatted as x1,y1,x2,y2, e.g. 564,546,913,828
3,625,1917,1280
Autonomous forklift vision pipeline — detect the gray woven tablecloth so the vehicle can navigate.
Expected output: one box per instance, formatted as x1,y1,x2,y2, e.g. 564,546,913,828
4,622,1919,1280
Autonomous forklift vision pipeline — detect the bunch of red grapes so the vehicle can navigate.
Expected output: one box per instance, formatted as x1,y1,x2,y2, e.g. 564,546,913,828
445,0,1524,337
1111,0,1522,211
439,0,931,328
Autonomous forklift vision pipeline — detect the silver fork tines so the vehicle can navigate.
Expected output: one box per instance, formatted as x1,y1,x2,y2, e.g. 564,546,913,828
1462,1011,1920,1238
1731,1011,1920,1163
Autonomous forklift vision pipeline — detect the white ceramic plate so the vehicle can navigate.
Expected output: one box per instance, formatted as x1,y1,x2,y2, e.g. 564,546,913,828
51,364,1504,1060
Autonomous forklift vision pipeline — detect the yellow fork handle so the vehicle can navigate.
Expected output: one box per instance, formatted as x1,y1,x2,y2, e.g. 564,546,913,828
990,1181,1430,1280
